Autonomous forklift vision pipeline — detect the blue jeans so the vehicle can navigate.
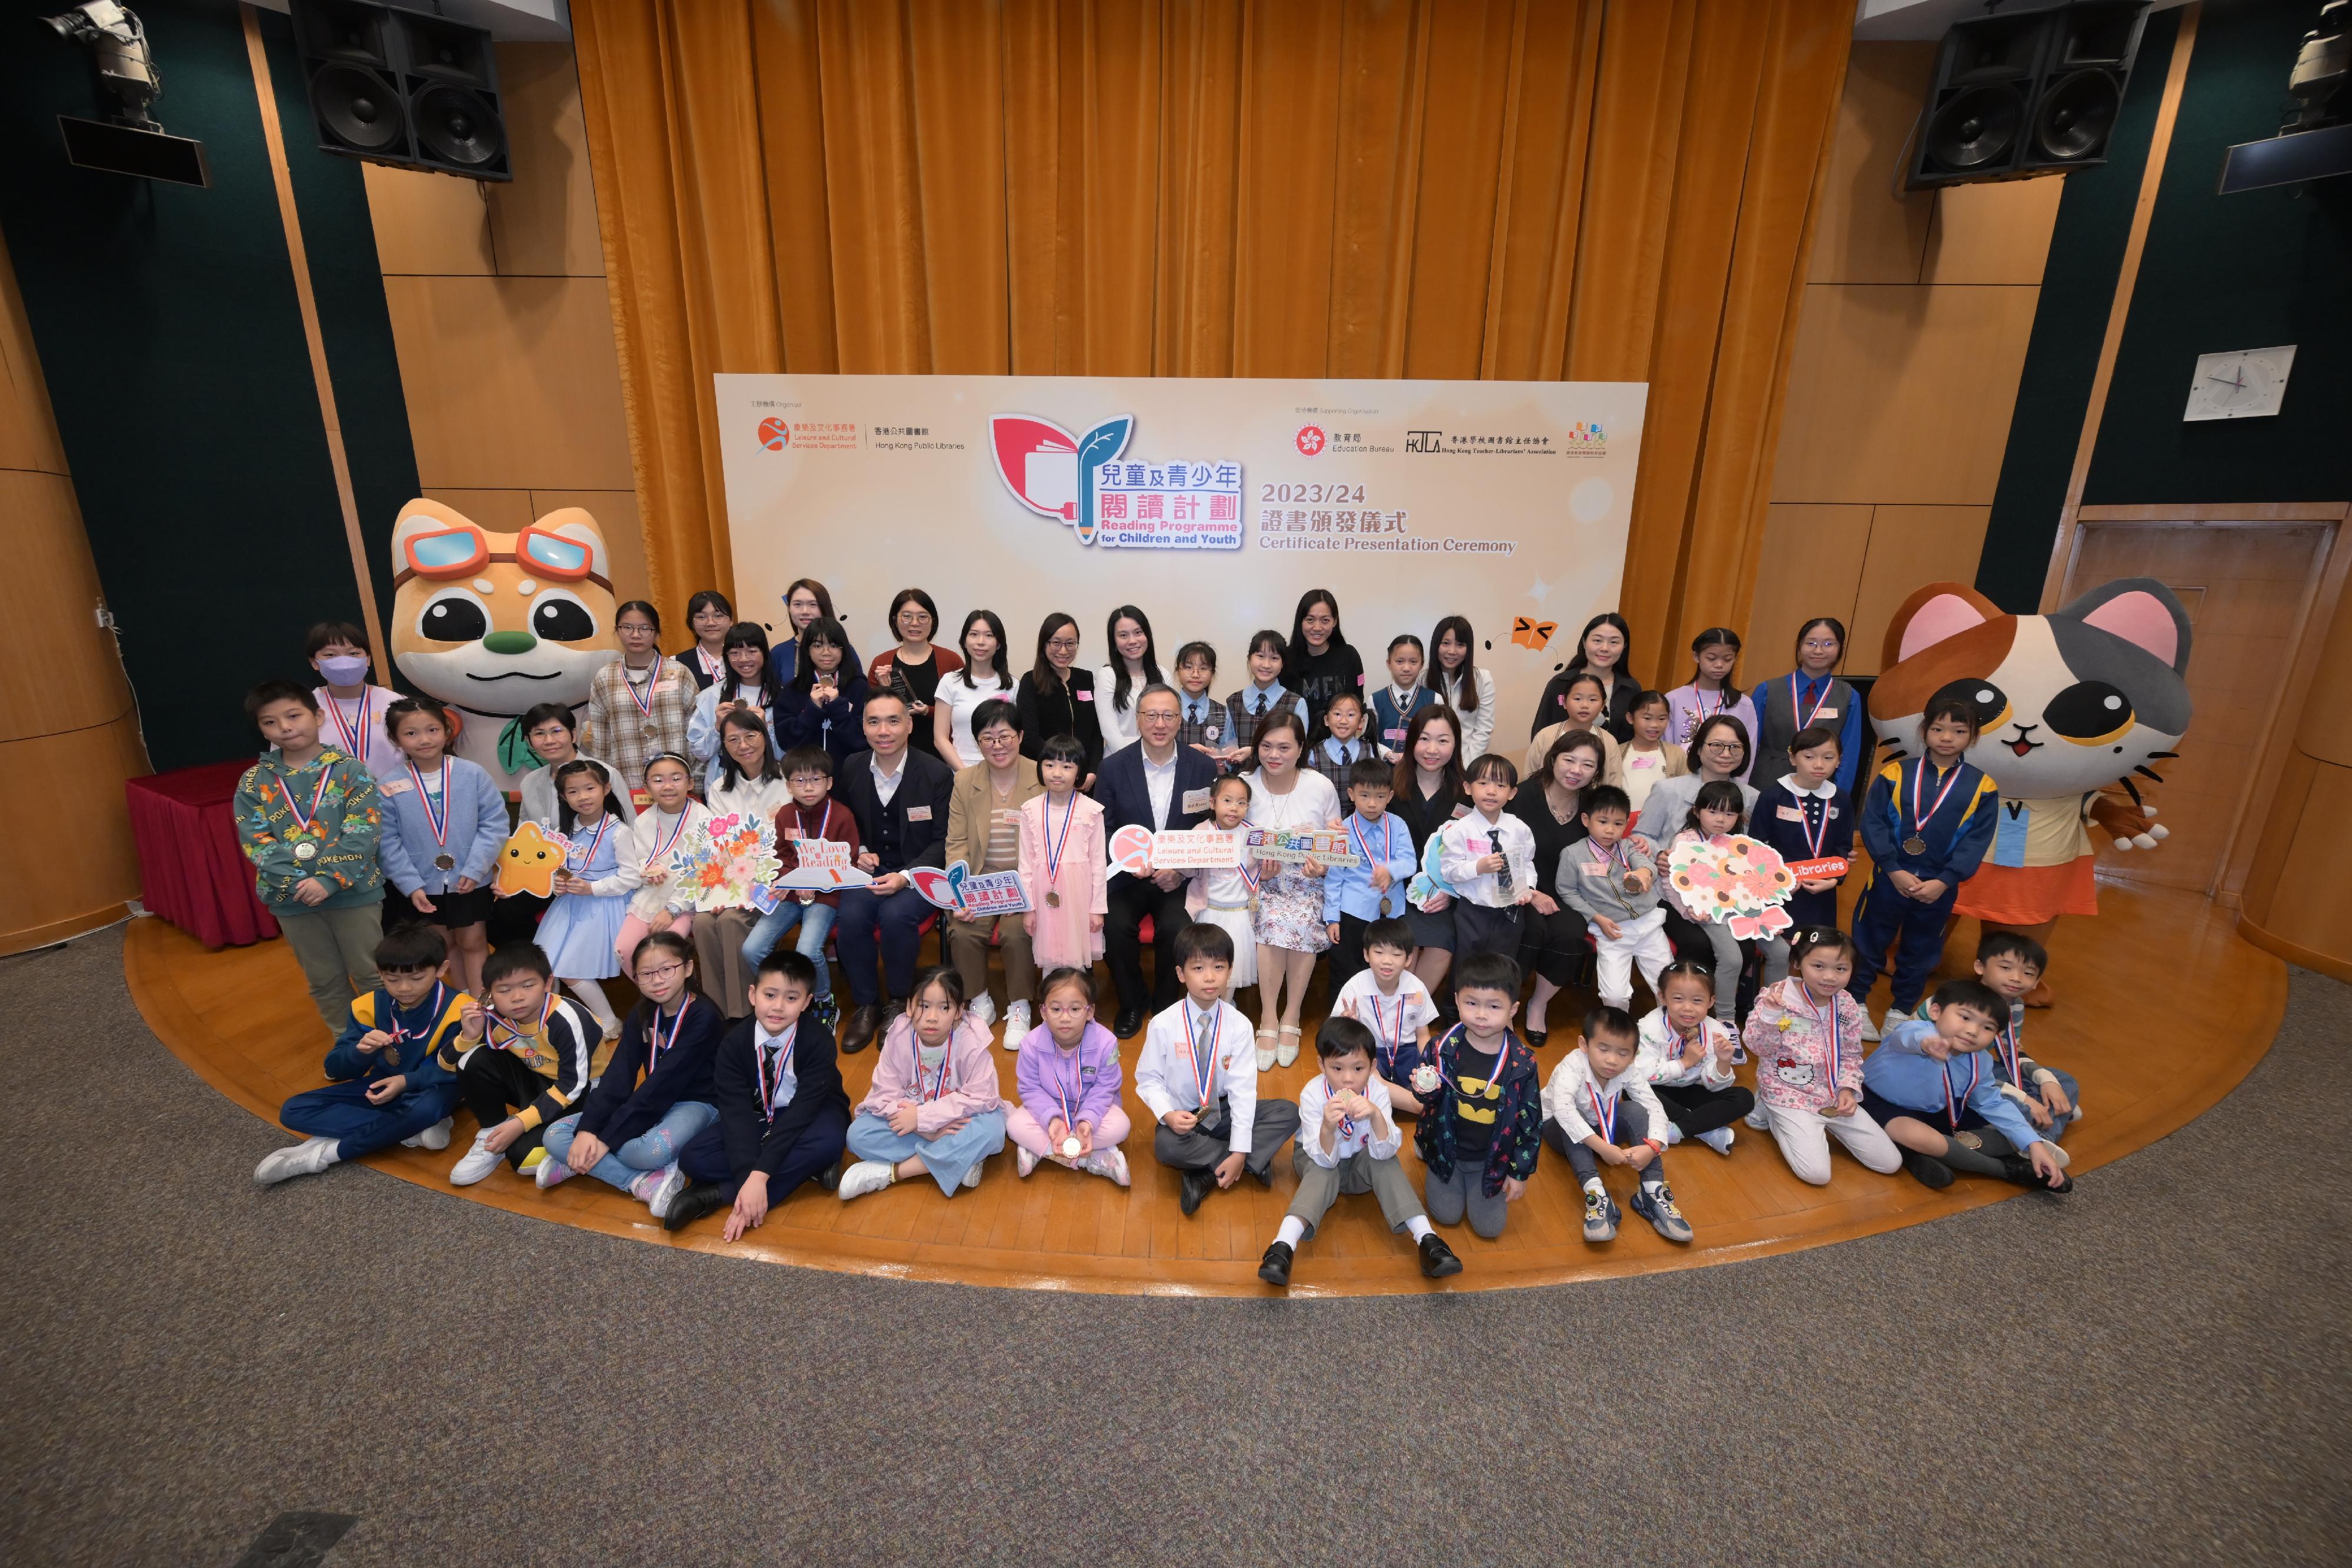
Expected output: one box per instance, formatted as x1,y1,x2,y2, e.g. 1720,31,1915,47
846,1108,1006,1196
741,898,835,998
541,1101,718,1192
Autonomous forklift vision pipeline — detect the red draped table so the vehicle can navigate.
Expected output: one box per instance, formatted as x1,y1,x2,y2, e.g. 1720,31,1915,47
126,760,281,948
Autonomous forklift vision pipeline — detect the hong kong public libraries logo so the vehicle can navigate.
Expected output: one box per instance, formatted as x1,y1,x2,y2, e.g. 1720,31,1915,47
988,413,1244,551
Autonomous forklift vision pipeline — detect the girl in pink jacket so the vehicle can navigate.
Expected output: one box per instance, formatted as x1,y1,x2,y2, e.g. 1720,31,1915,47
1739,928,1902,1186
838,967,1007,1199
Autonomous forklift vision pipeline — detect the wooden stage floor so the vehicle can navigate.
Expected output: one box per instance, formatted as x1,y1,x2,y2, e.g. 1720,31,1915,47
126,881,2283,1297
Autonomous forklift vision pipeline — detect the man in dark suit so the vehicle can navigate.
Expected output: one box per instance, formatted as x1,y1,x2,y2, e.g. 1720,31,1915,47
828,690,954,1050
1095,683,1217,1037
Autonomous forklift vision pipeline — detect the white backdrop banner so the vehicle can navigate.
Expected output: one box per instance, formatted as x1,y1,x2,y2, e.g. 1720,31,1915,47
714,374,1648,732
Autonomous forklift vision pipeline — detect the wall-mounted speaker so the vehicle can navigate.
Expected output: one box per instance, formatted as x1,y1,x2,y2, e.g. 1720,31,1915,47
290,0,510,182
1907,2,2149,189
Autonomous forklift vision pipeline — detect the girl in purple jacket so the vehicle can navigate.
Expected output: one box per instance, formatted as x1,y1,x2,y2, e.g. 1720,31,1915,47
1006,968,1131,1186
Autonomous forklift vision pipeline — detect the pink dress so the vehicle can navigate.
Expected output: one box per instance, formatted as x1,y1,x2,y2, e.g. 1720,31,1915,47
1017,790,1108,971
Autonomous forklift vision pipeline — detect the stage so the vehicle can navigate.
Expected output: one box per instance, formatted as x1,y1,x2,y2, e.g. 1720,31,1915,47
126,881,2283,1297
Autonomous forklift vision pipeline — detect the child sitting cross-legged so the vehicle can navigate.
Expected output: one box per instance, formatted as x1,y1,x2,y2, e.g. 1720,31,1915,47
664,949,852,1236
1137,921,1302,1216
838,965,1007,1201
1541,1005,1695,1243
1412,951,1542,1241
534,932,724,1218
253,924,467,1185
442,942,600,1186
1740,927,1903,1186
1007,967,1131,1186
1862,978,2073,1193
1257,1016,1461,1289
1636,961,1754,1156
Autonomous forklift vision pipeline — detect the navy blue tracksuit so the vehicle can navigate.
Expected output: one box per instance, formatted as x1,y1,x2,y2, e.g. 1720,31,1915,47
1849,757,1996,1012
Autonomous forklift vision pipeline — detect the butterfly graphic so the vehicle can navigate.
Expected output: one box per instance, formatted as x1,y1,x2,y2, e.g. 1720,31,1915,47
1512,617,1558,650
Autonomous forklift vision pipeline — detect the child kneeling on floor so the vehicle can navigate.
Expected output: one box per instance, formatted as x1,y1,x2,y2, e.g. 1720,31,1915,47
839,965,1006,1201
1541,1005,1694,1243
535,932,724,1218
1257,1016,1461,1288
1412,951,1542,1240
442,942,600,1186
255,925,467,1185
1008,967,1131,1186
1138,921,1302,1216
1862,978,2073,1193
664,950,852,1236
1637,961,1755,1156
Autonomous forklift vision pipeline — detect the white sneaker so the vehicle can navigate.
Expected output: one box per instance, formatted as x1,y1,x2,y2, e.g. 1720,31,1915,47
1001,1001,1031,1046
1275,1028,1300,1067
1090,1147,1131,1187
838,1159,896,1201
253,1135,339,1186
644,1164,687,1218
402,1116,454,1151
1858,1007,1889,1042
968,992,998,1028
536,1153,576,1190
1663,1122,1686,1146
449,1131,503,1186
1744,1105,1771,1131
1697,1126,1736,1156
1016,1145,1039,1178
961,1160,983,1189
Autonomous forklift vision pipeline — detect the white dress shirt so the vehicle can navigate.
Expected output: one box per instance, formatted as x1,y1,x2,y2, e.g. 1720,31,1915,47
1435,808,1538,908
1541,1045,1671,1145
1141,742,1180,831
869,749,907,807
1135,997,1260,1155
754,1020,801,1114
1636,1008,1740,1090
1298,1072,1402,1166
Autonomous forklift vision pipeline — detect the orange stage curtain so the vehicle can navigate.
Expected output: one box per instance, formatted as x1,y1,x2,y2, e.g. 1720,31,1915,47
572,0,1852,681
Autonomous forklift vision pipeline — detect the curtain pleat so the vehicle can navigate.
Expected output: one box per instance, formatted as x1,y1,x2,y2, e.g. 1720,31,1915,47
573,0,1852,655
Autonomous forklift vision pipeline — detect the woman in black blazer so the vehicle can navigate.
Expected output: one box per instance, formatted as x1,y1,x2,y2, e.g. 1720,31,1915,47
1016,612,1104,790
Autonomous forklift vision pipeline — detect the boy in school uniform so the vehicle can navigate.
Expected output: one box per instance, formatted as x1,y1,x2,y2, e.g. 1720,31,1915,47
1862,978,2073,1193
235,680,386,1032
1975,930,2080,1144
1257,1017,1462,1287
1332,916,1440,1114
1321,758,1422,995
439,943,599,1185
1541,1005,1695,1243
1412,951,1542,1240
253,925,468,1185
1558,784,1674,1012
665,950,851,1235
1137,922,1302,1215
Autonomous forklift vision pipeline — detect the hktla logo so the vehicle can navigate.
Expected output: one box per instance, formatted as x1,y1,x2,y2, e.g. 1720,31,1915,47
990,413,1134,543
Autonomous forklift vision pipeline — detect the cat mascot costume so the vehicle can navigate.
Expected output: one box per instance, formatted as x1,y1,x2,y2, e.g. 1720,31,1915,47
1867,579,2193,1006
388,499,622,793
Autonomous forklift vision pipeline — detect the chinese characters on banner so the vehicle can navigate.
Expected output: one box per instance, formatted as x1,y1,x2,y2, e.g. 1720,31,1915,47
1093,460,1245,549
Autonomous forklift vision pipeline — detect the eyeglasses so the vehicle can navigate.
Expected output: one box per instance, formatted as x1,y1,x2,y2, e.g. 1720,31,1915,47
1045,638,1078,653
1801,638,1840,651
639,962,686,981
1701,740,1745,753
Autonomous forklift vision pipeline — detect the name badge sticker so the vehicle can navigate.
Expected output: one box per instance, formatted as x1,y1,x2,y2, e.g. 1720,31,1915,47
1181,788,1211,814
1777,805,1805,821
1815,707,1838,719
906,805,934,822
379,778,414,796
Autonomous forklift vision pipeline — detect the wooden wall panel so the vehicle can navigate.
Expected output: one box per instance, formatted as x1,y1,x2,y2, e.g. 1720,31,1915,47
0,715,148,952
2247,759,2352,957
1846,503,1993,676
486,42,607,278
1806,42,1935,286
1770,282,2041,506
419,487,537,535
362,163,496,276
382,275,635,492
1743,503,1871,661
1921,176,2064,286
0,470,131,740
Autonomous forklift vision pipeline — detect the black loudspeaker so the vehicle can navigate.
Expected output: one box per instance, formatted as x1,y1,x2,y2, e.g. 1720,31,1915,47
1907,2,2149,189
290,0,510,181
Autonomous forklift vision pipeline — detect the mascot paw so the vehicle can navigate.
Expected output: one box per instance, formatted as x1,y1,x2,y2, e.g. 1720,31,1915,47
2130,833,2159,850
2148,822,2169,841
2110,835,2134,851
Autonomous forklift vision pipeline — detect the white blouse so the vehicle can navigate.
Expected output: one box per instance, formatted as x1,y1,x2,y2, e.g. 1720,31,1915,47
1245,767,1342,837
937,670,1013,768
1436,665,1498,763
1092,664,1155,756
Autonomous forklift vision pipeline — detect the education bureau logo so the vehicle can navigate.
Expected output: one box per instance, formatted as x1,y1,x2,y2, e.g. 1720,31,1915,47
988,413,1244,550
1295,424,1326,457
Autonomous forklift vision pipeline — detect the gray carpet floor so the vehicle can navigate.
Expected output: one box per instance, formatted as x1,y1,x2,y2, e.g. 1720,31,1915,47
1,924,2345,1567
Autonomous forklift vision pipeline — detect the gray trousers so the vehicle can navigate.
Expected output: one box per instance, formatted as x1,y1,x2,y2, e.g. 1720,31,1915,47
279,901,384,1031
1286,1142,1425,1241
1423,1155,1509,1239
1541,1097,1659,1184
1152,1096,1301,1179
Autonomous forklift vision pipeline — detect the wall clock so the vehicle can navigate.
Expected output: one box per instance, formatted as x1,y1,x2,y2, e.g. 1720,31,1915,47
2182,345,2296,422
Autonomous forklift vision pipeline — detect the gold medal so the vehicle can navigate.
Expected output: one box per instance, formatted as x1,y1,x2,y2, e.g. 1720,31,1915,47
293,841,318,861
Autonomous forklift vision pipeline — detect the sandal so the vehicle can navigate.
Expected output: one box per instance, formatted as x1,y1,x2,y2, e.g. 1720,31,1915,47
1277,1023,1302,1067
1257,1028,1278,1071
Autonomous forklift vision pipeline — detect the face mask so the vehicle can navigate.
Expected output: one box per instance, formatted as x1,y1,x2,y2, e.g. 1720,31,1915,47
318,654,370,685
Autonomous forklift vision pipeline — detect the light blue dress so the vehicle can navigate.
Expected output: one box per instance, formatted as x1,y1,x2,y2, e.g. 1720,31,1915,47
533,815,629,979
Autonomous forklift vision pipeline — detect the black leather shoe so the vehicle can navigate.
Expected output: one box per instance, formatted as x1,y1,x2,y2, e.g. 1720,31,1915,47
816,1159,841,1193
1111,1008,1144,1039
1902,1149,1955,1189
1257,1240,1294,1286
1998,1152,2072,1193
1250,1159,1274,1189
882,995,908,1028
1417,1233,1463,1278
1522,1029,1548,1049
1178,1166,1215,1216
662,1181,730,1232
840,1005,882,1052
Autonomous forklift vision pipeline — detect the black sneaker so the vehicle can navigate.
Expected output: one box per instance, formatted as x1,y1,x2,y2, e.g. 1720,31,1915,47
1257,1240,1294,1286
815,1159,842,1193
1997,1152,2073,1193
1902,1149,1955,1189
1179,1166,1215,1216
1417,1233,1463,1278
813,995,840,1031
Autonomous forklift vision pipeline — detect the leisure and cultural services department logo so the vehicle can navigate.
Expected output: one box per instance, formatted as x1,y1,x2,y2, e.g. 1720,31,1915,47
989,413,1244,550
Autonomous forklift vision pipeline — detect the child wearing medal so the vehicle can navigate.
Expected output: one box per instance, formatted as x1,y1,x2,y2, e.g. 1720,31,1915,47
527,758,633,1040
1332,917,1439,1114
1752,617,1867,796
1849,698,1999,1040
1739,928,1903,1185
536,932,726,1216
614,753,711,969
1607,691,1686,831
1973,930,2080,1144
1412,951,1541,1241
440,942,602,1185
306,620,406,780
1539,1005,1694,1243
253,924,467,1185
1017,733,1108,975
1663,627,1759,764
235,680,386,1031
580,600,695,807
1434,753,1538,965
1257,1016,1461,1288
1862,978,2073,1193
1657,780,1762,1027
1182,774,1260,997
1320,758,1420,995
1636,962,1753,1155
376,697,509,997
1748,726,1853,998
1558,784,1675,1014
1136,922,1301,1216
838,966,1007,1200
1171,640,1234,768
1006,967,1131,1185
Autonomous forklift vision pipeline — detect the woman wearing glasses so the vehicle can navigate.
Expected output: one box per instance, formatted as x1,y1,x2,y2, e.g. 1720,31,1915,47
1640,715,1765,968
1751,617,1869,797
1015,613,1104,791
866,589,963,763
